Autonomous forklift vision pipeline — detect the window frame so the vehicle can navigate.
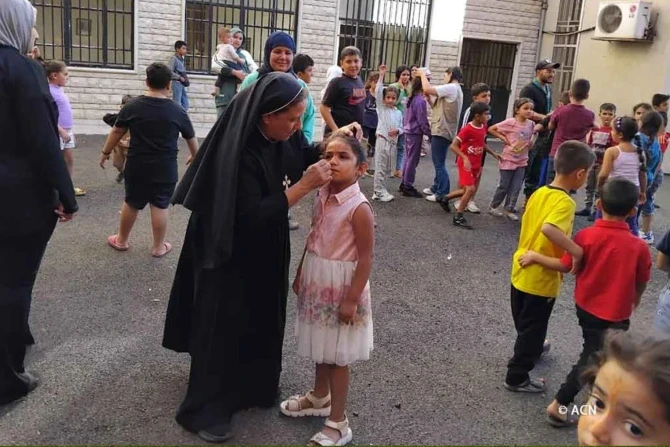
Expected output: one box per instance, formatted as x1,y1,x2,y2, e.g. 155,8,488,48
184,0,300,75
550,0,584,107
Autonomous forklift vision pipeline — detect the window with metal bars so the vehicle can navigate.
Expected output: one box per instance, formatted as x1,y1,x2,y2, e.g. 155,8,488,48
551,0,584,106
185,0,298,74
337,0,432,81
31,0,134,69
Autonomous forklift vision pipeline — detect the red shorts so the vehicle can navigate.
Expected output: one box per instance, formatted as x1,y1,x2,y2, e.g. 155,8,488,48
457,159,482,187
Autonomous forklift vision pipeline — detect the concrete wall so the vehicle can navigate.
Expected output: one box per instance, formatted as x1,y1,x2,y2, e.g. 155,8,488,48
426,0,543,117
539,0,670,115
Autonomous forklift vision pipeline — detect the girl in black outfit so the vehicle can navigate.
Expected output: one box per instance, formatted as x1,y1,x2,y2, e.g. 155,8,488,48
0,0,78,405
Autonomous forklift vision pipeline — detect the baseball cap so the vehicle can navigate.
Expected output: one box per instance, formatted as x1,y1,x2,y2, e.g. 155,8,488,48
420,67,431,77
536,59,561,70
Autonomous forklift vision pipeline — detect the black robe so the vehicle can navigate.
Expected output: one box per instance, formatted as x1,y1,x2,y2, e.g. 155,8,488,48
163,128,320,432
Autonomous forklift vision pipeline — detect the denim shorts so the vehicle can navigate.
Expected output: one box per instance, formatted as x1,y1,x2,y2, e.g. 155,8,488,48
641,186,655,216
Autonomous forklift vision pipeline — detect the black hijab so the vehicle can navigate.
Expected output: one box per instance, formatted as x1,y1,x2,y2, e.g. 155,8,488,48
172,72,304,268
256,31,296,77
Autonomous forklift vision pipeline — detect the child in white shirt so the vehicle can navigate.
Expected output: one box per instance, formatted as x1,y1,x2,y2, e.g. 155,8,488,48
212,27,246,73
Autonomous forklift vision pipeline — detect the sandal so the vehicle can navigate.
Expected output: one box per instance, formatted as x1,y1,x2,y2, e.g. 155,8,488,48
280,390,331,418
547,411,577,428
152,242,172,258
107,235,129,251
309,416,353,446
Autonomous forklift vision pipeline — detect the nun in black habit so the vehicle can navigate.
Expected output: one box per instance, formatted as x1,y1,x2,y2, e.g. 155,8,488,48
163,72,361,442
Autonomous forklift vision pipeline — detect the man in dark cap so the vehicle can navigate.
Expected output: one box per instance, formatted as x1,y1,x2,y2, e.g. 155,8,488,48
522,59,561,200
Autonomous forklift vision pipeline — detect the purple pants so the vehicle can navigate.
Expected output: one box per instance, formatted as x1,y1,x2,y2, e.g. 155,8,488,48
401,133,424,188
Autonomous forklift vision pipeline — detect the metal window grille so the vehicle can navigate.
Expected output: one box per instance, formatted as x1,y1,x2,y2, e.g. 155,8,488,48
551,0,584,106
459,39,517,124
337,0,433,81
31,0,134,69
185,0,299,73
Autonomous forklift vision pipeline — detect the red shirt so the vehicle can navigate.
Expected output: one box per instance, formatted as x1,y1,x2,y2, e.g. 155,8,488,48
550,103,596,157
587,125,614,162
660,132,669,154
456,122,488,168
561,220,651,322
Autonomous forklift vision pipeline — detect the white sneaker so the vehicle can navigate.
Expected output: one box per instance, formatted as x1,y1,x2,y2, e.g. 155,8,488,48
488,206,504,217
641,231,655,245
426,194,438,202
423,188,433,195
467,201,481,214
506,211,520,221
372,192,394,202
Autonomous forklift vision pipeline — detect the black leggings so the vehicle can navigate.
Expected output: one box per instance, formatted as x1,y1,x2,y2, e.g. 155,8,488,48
0,218,56,404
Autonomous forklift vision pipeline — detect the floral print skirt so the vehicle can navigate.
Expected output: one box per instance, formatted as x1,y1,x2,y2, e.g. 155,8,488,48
295,251,373,366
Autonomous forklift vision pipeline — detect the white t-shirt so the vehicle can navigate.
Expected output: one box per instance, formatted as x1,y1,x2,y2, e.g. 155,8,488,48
434,83,460,102
216,43,240,63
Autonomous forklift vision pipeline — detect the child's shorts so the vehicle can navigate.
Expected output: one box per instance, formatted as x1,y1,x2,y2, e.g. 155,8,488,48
641,186,656,216
60,129,76,150
458,164,481,187
125,179,176,210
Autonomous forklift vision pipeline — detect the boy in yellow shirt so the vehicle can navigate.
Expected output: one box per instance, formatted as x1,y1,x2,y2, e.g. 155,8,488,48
505,140,595,393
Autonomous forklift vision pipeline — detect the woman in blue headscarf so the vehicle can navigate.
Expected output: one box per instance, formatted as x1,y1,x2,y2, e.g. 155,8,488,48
163,72,360,443
240,31,315,143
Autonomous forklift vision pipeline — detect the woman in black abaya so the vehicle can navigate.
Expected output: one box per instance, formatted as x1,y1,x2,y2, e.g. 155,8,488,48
163,72,360,442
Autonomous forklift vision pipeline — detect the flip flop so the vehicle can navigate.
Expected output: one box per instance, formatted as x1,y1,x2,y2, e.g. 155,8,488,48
152,242,172,258
107,235,129,251
547,412,577,428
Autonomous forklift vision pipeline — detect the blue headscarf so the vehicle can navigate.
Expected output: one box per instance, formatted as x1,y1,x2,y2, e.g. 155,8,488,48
257,31,296,76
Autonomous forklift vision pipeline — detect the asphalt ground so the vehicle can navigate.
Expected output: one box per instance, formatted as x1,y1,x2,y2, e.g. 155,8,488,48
1,135,668,445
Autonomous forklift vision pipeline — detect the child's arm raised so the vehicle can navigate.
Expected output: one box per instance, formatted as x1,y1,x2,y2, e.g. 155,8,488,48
542,223,583,259
518,250,571,273
339,203,375,325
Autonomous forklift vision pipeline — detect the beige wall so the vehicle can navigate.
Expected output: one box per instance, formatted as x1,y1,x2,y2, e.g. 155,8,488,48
540,0,670,116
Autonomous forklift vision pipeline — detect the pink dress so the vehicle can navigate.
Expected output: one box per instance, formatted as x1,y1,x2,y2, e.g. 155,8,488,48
295,182,374,366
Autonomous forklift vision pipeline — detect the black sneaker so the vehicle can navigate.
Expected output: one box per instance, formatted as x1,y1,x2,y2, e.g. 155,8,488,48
453,213,472,229
116,171,124,183
439,198,452,213
401,186,423,198
587,211,596,222
398,183,406,193
575,208,591,217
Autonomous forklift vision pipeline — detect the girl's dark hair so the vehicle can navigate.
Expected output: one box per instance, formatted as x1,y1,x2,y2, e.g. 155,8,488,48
640,110,663,137
45,60,67,77
513,98,534,116
365,71,380,89
383,85,400,101
324,135,367,165
582,330,670,423
395,65,410,82
407,77,424,106
620,116,647,172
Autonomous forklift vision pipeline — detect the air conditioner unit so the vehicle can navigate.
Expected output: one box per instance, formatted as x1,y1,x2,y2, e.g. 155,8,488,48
593,1,653,41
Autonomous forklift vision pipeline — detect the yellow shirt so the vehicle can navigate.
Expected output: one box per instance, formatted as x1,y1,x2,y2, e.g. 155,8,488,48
511,186,575,298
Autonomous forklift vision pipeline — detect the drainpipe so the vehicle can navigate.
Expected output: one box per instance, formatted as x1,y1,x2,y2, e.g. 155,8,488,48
535,0,549,63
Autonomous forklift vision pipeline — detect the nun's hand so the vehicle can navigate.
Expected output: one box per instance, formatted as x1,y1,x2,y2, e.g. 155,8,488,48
335,123,363,141
302,160,332,189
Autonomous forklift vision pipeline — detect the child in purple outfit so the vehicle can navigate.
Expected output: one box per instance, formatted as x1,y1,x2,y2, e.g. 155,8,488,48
399,76,431,197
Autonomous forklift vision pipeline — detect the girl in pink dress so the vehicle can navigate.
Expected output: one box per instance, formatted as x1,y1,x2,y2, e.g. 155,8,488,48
280,136,375,446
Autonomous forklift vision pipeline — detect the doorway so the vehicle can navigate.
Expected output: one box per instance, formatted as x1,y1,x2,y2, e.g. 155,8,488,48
459,38,518,124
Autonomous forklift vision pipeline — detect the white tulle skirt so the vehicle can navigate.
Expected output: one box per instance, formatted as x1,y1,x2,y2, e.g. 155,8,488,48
295,252,373,366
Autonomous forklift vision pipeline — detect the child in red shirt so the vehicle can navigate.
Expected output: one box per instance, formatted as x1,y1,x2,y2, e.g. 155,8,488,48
576,103,616,220
518,177,651,428
442,101,501,228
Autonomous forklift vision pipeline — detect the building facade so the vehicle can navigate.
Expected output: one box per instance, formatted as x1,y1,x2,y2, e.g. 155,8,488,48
539,0,670,114
32,0,545,137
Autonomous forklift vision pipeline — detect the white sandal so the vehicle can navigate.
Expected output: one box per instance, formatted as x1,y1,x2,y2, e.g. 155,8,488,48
309,415,353,446
280,390,331,417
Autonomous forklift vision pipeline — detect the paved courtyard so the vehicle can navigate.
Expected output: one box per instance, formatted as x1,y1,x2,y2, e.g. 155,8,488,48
0,135,668,445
